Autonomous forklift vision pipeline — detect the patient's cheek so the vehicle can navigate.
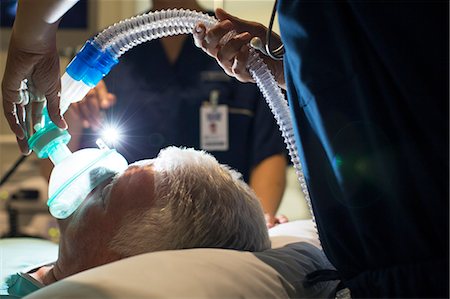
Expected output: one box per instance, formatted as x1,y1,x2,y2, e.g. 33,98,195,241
62,198,102,241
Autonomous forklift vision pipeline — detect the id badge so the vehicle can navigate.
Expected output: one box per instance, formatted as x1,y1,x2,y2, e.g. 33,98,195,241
200,105,229,151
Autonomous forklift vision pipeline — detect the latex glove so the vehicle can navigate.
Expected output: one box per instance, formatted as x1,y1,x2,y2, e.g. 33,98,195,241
193,8,285,88
265,213,289,229
70,80,116,130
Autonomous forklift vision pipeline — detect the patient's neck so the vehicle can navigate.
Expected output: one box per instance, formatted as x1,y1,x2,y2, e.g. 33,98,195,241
30,265,58,285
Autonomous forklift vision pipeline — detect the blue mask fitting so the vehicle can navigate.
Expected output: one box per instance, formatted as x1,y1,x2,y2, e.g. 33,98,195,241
28,9,315,238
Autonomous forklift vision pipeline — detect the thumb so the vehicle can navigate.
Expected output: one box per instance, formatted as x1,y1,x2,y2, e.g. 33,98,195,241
215,8,262,37
215,8,233,21
215,8,244,24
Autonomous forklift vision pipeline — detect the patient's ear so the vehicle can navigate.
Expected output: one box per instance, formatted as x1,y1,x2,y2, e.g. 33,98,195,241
129,165,157,208
110,165,156,212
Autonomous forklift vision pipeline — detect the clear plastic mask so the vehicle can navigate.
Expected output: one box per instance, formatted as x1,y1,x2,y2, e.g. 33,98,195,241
47,143,128,219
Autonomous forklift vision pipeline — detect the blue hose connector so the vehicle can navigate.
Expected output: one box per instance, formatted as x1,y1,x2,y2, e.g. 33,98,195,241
66,40,118,87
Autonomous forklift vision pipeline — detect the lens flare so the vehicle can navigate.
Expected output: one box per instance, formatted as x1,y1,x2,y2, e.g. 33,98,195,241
101,126,121,146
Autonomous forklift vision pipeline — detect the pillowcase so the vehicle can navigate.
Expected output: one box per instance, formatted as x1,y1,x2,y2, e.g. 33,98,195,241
269,219,321,248
26,248,293,299
26,220,337,299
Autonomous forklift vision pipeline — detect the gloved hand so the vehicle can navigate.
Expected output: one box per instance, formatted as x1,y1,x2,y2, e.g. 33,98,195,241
193,8,285,88
70,80,116,130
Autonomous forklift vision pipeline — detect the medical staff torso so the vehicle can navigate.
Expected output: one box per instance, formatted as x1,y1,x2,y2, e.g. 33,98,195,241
80,19,285,182
277,1,448,297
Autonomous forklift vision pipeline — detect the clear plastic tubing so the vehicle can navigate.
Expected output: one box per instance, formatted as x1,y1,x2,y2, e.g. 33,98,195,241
67,9,316,229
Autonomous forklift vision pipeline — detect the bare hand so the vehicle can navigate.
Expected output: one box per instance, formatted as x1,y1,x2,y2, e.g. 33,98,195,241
70,80,116,130
2,35,66,154
265,213,289,229
193,8,285,87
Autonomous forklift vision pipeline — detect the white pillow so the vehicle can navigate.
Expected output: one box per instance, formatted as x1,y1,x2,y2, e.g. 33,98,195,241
26,220,337,299
27,248,295,299
269,219,321,248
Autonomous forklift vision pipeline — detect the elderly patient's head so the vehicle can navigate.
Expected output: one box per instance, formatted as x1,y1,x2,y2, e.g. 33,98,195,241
53,146,270,281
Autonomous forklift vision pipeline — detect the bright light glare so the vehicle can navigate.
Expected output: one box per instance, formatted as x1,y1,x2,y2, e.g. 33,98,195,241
101,127,121,145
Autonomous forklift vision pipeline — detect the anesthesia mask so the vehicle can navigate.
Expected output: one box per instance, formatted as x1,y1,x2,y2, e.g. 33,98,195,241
28,109,128,219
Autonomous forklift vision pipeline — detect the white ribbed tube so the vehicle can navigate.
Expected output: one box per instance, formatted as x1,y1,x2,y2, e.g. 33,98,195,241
93,9,317,232
94,9,217,58
246,49,315,229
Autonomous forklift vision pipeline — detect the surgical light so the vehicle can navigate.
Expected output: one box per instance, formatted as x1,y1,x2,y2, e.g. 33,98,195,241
101,126,121,146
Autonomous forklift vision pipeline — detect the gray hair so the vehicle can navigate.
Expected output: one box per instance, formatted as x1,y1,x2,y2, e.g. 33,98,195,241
109,147,270,257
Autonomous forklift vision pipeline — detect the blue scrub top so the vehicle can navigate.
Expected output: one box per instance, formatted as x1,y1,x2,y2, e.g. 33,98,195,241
81,28,285,182
277,1,448,297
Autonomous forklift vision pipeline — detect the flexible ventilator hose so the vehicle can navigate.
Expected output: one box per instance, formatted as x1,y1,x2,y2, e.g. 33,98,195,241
94,9,218,58
33,9,316,227
94,9,316,226
90,9,316,226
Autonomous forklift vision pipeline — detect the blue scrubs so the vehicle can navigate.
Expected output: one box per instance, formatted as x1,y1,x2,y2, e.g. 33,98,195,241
80,30,285,182
278,1,448,297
